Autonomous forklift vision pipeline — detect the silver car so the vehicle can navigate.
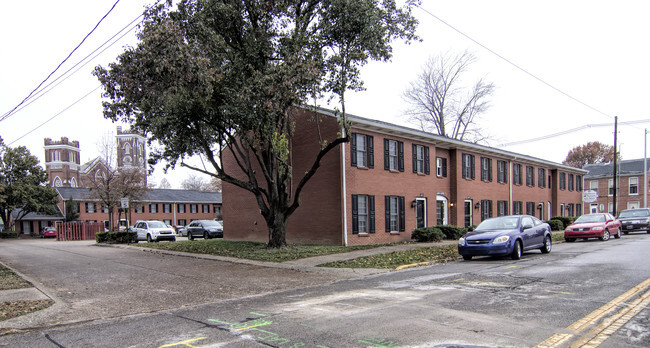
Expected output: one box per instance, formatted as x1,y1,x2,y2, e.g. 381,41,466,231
133,220,176,242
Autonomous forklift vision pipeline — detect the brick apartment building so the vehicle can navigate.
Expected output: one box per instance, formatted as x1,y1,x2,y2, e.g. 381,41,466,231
56,187,222,230
583,158,650,215
223,107,587,246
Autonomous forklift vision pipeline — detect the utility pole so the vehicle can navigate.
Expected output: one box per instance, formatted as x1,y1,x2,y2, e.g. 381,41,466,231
645,129,648,208
613,116,618,216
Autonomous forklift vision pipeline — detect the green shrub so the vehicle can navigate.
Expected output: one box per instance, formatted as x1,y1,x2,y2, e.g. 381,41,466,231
550,216,575,229
96,231,136,244
547,219,564,231
411,227,445,242
436,225,467,239
0,231,18,239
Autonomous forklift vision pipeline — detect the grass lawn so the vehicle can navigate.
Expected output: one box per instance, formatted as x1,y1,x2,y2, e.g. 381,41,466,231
139,239,393,263
0,264,54,322
0,264,31,291
319,244,460,268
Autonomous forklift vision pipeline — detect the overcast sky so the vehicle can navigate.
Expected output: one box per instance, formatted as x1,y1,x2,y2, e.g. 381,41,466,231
2,1,649,189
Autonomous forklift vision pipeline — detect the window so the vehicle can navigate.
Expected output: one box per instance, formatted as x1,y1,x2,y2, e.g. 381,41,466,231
163,219,172,225
102,205,109,213
608,179,614,196
462,153,475,180
352,194,375,234
590,180,598,194
480,157,492,182
567,203,574,217
630,177,639,195
149,203,158,213
134,205,144,213
177,204,186,213
538,168,546,188
526,166,535,187
513,164,522,185
412,144,430,174
202,204,210,213
383,139,404,172
513,201,523,215
576,204,582,216
351,133,374,168
526,202,535,215
214,206,221,214
384,196,405,232
497,160,507,183
177,219,186,226
568,174,574,191
85,203,96,213
497,201,508,216
163,204,172,213
576,175,583,191
560,173,566,190
190,204,198,213
124,143,131,155
436,157,447,177
480,200,492,221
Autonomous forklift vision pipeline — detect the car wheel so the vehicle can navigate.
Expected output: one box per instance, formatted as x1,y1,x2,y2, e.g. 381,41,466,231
565,238,576,242
147,234,153,243
600,230,610,241
188,233,193,241
204,231,209,239
462,255,472,261
540,235,552,254
171,237,176,242
614,228,621,239
511,240,522,260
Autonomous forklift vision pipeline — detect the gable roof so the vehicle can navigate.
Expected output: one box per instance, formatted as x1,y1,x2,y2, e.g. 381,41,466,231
308,106,587,174
584,158,650,178
56,187,222,204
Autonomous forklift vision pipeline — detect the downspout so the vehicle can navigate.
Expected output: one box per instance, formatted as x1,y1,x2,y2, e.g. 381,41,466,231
341,129,348,246
509,159,514,214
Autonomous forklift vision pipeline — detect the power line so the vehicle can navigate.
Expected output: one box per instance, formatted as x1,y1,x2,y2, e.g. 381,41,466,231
0,0,122,123
416,4,613,120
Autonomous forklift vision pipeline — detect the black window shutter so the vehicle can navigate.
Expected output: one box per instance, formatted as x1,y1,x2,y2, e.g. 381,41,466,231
399,196,405,232
412,144,417,173
442,158,447,177
367,136,374,168
424,146,430,175
398,141,404,172
351,194,358,234
385,196,390,232
471,155,475,180
488,159,493,182
369,195,375,233
383,139,389,170
350,133,357,167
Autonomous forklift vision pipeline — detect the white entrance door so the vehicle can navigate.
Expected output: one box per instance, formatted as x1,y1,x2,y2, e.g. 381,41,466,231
436,195,448,225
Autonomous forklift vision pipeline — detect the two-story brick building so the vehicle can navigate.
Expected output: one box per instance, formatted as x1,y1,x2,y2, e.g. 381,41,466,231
583,158,650,215
223,107,586,245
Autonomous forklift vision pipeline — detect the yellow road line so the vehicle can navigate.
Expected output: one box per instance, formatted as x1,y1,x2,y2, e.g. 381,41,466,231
158,337,207,348
535,278,650,348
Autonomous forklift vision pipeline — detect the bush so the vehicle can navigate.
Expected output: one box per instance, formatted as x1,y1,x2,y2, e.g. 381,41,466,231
436,225,467,239
0,231,18,239
547,219,564,231
411,227,445,242
550,216,575,229
96,231,137,244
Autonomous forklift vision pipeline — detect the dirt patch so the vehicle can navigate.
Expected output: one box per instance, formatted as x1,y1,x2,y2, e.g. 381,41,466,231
0,300,53,322
0,265,31,291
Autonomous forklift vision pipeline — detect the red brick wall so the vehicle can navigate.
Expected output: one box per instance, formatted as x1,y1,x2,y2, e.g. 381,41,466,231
222,109,343,245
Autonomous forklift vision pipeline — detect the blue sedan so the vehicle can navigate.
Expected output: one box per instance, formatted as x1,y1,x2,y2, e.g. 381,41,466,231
458,215,552,261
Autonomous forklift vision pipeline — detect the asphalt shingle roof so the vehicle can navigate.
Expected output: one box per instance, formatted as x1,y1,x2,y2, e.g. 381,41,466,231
56,187,222,203
583,158,650,178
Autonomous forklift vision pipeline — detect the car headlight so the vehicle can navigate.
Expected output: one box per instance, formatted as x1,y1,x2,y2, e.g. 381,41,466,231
458,237,466,246
493,236,510,244
592,226,604,231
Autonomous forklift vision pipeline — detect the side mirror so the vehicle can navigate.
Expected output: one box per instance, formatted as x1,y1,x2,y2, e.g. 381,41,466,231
522,224,533,230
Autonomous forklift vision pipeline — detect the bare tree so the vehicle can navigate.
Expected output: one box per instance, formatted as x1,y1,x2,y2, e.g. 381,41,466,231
181,174,210,192
158,178,172,189
403,51,494,142
208,177,222,193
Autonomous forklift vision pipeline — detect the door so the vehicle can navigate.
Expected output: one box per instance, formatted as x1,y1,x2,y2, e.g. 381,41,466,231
521,216,543,248
416,198,426,228
436,195,448,225
464,200,473,227
590,203,598,214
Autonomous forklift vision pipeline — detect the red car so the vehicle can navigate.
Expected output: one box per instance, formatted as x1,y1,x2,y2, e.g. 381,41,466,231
564,213,621,242
41,227,57,238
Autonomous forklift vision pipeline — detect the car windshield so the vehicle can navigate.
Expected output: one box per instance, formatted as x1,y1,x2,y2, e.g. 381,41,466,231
202,221,221,227
618,210,650,218
476,217,520,230
148,221,167,228
574,215,605,223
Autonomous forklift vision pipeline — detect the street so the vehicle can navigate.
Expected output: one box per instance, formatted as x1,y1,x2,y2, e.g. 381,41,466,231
1,234,649,347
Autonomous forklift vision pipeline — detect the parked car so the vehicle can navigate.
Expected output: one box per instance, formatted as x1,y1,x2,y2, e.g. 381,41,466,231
564,213,621,242
458,215,552,261
133,220,176,242
40,227,57,238
617,208,650,234
187,220,223,240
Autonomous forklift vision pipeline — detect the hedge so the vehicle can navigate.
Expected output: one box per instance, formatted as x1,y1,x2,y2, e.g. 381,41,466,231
436,225,468,239
411,227,445,242
96,231,137,244
547,219,564,231
0,231,18,239
550,216,576,229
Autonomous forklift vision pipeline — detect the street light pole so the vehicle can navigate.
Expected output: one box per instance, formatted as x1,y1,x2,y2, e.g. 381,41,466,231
613,116,618,216
645,129,647,208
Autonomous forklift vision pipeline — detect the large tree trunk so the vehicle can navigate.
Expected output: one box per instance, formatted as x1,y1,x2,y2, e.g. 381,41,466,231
267,211,288,249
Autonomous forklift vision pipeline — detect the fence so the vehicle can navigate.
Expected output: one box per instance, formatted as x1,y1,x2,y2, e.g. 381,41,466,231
55,222,104,241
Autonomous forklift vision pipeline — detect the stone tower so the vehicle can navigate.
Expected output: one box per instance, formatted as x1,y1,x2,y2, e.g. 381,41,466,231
43,137,81,187
116,126,147,186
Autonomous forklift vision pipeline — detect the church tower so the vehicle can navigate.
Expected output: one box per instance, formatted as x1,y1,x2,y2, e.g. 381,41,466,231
116,126,147,186
43,137,81,187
